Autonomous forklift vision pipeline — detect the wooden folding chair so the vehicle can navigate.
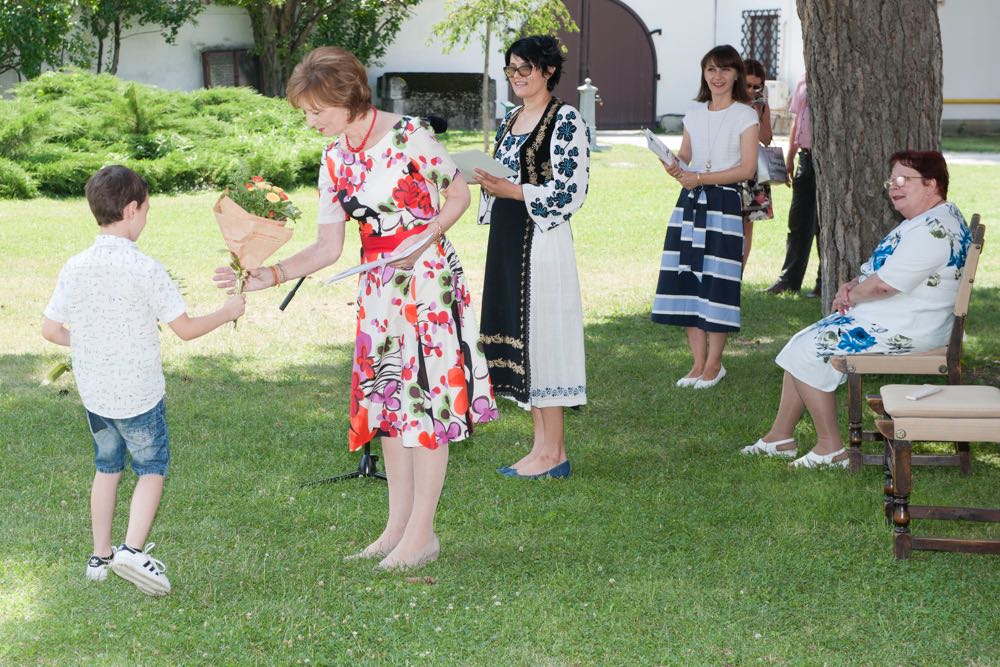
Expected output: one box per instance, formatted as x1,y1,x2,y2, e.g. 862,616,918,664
832,214,985,474
872,384,1000,559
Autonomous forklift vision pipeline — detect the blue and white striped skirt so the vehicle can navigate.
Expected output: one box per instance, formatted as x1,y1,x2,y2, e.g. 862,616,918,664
651,184,744,332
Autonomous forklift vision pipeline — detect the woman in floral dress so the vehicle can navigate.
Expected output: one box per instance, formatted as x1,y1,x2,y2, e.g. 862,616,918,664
473,35,590,480
741,151,971,468
215,47,498,569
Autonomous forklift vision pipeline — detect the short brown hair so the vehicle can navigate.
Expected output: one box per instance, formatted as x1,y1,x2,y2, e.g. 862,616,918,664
695,45,751,104
890,150,949,199
286,47,371,121
84,165,149,226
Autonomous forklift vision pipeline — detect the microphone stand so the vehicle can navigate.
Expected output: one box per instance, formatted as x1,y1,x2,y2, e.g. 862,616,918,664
281,277,387,487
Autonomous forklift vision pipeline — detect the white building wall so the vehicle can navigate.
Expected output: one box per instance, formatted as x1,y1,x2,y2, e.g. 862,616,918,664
114,5,252,91
2,1,995,125
938,0,1000,121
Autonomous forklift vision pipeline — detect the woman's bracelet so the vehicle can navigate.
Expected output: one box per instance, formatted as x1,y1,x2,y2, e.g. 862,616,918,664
276,261,287,283
696,172,702,186
269,265,280,287
433,221,445,240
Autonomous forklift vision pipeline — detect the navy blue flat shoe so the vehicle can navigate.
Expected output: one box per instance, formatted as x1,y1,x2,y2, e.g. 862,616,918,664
512,460,571,480
496,465,517,476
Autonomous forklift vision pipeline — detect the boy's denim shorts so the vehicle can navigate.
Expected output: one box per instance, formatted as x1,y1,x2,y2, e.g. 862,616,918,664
85,397,169,477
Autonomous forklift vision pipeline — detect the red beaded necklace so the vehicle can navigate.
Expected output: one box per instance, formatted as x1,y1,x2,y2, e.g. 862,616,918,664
345,108,378,153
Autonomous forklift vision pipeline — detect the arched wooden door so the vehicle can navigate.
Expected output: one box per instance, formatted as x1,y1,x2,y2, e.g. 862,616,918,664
550,0,657,129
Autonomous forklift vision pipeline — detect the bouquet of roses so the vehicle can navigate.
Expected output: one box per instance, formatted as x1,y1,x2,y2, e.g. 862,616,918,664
214,175,300,294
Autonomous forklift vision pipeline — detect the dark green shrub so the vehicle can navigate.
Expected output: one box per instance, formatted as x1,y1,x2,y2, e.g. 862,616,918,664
1,71,326,197
0,158,39,199
32,154,110,197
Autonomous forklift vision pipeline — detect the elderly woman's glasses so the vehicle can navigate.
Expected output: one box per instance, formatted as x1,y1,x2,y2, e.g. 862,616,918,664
503,64,535,78
883,175,924,190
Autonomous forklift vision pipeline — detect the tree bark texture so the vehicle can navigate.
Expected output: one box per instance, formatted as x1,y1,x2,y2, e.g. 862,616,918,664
798,0,942,310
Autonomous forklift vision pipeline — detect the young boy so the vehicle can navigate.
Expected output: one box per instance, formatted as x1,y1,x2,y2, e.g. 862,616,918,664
42,165,245,596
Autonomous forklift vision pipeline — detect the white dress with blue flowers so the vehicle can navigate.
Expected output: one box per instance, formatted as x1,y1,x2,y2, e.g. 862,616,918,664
776,202,971,392
477,104,590,408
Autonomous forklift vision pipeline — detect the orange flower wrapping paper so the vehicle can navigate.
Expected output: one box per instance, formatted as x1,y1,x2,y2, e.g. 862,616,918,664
213,193,293,270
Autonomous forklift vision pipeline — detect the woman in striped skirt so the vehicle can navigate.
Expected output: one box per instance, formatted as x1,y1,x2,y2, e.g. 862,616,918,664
652,44,760,389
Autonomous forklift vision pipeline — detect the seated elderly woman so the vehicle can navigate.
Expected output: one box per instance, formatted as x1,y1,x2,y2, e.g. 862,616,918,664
742,150,972,468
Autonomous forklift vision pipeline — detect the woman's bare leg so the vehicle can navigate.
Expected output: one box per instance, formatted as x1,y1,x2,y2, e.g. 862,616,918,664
683,327,707,379
742,218,753,268
350,436,412,559
702,332,728,381
791,376,846,458
379,444,448,569
761,371,806,453
508,407,545,470
513,406,566,476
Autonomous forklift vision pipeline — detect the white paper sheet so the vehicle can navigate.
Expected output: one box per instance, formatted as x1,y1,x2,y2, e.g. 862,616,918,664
322,230,435,285
645,128,689,170
452,149,517,181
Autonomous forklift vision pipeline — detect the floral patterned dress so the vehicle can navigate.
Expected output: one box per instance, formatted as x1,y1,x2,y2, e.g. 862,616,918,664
776,202,971,391
318,117,499,450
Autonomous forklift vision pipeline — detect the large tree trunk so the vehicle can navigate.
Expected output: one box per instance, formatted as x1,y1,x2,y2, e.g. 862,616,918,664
798,0,942,310
109,17,122,75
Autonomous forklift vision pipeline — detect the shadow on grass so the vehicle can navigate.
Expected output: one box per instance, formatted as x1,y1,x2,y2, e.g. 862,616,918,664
1,293,998,663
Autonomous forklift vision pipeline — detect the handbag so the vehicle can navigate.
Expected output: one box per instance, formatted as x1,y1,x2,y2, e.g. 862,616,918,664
756,146,787,184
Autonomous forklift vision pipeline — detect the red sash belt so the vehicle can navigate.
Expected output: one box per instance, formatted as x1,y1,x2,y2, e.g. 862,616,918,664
360,223,430,262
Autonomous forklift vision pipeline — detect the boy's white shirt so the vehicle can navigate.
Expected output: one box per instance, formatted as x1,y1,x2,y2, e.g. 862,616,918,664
44,235,187,419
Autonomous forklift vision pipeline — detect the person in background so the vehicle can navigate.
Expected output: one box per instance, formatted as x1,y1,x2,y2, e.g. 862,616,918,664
743,151,970,467
652,44,760,389
473,35,590,480
764,72,822,297
740,58,774,268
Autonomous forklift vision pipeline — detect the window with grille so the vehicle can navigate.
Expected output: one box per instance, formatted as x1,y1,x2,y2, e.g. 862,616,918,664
741,10,781,79
201,49,259,89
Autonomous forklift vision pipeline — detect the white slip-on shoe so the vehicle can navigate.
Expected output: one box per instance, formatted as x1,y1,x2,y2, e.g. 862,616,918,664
112,543,171,596
790,448,849,469
740,437,797,458
693,366,726,389
675,375,702,388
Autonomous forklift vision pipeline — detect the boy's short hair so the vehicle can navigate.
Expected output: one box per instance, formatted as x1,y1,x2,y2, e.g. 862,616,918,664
85,165,149,226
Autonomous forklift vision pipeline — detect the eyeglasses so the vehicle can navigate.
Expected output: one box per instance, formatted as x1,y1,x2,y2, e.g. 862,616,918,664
747,84,764,93
883,175,924,190
503,64,535,78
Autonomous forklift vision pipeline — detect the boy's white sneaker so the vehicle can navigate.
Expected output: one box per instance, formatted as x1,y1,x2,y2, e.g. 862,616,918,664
111,543,171,596
85,551,114,582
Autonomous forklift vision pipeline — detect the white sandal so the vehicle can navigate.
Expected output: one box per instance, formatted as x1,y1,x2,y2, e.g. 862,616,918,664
740,437,797,458
790,448,849,469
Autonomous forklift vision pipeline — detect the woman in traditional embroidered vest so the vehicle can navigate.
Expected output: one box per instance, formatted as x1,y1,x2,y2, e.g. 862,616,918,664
473,35,590,480
652,44,760,389
215,47,499,571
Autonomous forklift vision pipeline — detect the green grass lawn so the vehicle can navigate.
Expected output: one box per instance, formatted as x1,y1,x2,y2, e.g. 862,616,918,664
1,143,998,666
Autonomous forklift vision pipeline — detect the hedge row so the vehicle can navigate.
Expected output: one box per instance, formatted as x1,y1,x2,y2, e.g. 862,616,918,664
0,70,324,199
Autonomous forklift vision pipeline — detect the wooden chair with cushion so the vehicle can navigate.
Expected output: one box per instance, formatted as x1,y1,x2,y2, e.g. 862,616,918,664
871,384,1000,559
832,214,985,474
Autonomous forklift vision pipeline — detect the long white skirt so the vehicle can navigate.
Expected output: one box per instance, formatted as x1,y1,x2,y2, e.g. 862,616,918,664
520,222,587,409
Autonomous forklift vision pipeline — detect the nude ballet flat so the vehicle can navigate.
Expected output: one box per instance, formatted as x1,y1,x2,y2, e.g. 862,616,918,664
375,534,440,572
